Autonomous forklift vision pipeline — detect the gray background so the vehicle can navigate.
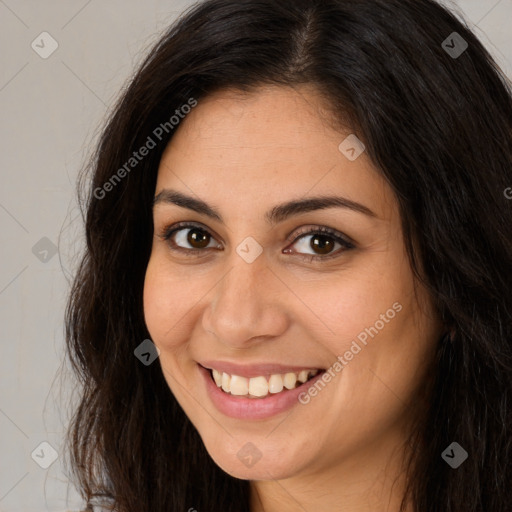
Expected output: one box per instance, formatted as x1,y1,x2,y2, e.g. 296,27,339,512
0,1,511,511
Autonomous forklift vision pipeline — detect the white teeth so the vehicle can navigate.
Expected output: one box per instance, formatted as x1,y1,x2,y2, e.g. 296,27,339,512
221,372,231,393
212,369,222,387
230,375,249,396
297,370,309,383
210,368,320,398
249,376,269,397
268,374,284,393
283,372,297,389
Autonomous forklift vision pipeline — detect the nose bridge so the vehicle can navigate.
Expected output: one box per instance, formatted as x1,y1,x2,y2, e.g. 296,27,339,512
214,254,267,324
204,250,286,346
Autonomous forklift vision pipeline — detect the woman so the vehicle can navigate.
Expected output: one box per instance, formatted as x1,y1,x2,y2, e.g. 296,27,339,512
65,0,512,510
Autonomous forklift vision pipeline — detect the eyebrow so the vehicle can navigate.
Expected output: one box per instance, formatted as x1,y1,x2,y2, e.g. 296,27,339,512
153,188,376,225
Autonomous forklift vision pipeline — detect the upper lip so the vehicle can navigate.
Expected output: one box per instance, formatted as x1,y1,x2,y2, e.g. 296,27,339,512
199,360,325,378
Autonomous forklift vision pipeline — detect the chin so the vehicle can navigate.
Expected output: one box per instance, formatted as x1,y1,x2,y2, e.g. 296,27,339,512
200,434,311,481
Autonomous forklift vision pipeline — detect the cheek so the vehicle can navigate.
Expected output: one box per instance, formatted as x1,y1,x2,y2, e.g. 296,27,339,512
143,258,187,349
294,270,408,355
143,261,194,396
143,256,217,358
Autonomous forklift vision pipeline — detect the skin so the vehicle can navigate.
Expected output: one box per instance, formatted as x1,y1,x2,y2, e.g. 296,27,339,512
143,84,445,512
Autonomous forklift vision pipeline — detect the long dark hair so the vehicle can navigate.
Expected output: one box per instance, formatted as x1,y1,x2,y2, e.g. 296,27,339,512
64,0,512,510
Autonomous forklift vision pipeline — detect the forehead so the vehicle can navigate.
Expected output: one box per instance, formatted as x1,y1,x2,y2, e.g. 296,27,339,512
155,85,396,222
162,85,343,155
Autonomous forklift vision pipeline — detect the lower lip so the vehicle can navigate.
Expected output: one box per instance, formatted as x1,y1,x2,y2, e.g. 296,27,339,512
198,364,325,420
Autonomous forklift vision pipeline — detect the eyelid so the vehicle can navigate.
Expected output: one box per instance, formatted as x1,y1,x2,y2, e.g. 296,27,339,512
158,221,223,252
283,225,355,261
285,225,355,247
158,221,355,260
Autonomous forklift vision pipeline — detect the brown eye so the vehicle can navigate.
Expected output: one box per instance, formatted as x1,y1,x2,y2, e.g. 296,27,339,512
284,226,355,261
186,228,211,249
161,223,221,253
161,223,354,262
309,234,336,255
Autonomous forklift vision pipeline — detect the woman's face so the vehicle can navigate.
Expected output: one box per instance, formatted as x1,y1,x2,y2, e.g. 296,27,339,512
143,85,444,481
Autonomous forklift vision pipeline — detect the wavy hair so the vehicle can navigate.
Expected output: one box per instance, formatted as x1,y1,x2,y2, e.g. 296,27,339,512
64,0,512,510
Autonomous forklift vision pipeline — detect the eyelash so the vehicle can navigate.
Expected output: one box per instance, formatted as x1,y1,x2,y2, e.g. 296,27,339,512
157,222,355,262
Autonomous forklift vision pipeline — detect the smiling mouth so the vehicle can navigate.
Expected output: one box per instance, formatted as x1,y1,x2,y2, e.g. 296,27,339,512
208,368,324,398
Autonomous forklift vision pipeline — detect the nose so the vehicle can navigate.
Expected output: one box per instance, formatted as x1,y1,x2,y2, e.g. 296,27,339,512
202,254,288,349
